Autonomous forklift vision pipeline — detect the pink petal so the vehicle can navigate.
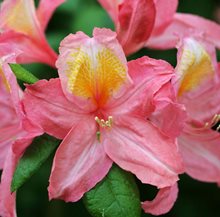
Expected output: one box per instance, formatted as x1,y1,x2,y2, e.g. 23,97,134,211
151,0,178,36
108,56,174,115
179,125,220,183
23,78,85,139
56,28,130,111
150,82,187,138
147,13,220,49
37,0,65,30
48,118,112,202
117,0,156,55
103,117,184,188
0,31,57,67
0,132,41,217
142,183,178,215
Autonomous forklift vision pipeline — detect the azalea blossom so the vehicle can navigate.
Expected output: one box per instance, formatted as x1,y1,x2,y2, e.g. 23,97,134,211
98,0,220,55
0,53,42,217
23,28,186,214
173,37,220,183
0,0,65,67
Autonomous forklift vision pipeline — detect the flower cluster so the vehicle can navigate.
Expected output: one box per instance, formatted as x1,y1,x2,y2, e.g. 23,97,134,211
0,0,220,217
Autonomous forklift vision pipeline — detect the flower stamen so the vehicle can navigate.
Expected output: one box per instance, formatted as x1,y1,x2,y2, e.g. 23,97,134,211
95,116,113,128
204,114,220,131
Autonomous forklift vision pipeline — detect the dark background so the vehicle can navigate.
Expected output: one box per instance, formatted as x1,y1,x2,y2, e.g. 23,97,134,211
13,0,220,216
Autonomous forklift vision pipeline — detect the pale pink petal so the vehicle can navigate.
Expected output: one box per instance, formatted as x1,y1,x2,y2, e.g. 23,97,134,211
37,0,65,30
147,13,220,49
23,78,85,139
48,118,112,202
152,0,178,36
179,125,220,183
116,0,156,55
103,117,184,188
142,183,178,215
56,28,130,111
108,56,174,115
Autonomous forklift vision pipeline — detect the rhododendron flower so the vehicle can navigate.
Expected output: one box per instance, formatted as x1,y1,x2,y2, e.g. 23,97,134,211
23,28,185,215
0,0,65,67
97,0,178,55
0,53,42,217
174,38,220,183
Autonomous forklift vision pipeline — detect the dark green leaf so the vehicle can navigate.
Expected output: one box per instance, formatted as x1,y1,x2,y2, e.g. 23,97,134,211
10,63,39,84
83,164,141,217
11,134,60,192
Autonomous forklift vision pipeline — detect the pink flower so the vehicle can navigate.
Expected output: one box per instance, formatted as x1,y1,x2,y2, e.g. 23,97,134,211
23,28,185,214
97,0,178,55
0,0,65,67
0,53,42,217
174,37,220,183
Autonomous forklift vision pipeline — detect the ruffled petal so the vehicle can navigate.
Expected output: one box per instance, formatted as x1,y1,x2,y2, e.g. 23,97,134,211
150,82,187,138
179,125,220,183
103,117,184,188
23,78,85,139
48,118,112,202
37,0,65,30
108,56,174,115
142,183,178,215
56,28,130,111
116,0,156,55
147,13,220,49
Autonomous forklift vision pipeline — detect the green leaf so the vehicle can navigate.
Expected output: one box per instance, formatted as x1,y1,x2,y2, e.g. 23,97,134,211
9,63,39,84
83,164,141,217
11,134,60,192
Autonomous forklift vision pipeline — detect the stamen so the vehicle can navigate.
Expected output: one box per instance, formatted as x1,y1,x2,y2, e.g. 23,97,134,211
95,116,113,128
204,114,220,132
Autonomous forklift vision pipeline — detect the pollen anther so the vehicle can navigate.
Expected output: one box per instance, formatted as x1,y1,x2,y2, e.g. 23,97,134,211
204,114,220,131
95,116,113,128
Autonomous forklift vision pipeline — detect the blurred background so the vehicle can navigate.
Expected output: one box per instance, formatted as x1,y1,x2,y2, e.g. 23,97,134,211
11,0,220,216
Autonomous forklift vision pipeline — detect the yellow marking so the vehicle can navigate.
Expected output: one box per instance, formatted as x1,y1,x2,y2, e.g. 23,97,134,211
4,0,36,36
66,48,126,106
177,45,214,97
0,67,10,92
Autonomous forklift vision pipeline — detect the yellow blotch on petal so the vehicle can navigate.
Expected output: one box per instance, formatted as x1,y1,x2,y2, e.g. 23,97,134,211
0,67,10,92
3,0,37,36
66,48,126,106
177,41,214,97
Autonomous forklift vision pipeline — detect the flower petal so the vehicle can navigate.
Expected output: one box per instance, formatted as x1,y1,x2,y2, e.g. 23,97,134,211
151,0,178,36
37,0,65,30
179,125,220,183
147,13,220,49
103,117,184,188
48,118,112,202
23,78,85,139
56,28,130,110
116,0,156,55
108,56,174,115
142,183,178,215
0,0,41,37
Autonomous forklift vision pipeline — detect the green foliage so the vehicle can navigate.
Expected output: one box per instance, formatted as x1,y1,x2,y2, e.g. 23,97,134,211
11,134,60,192
84,164,141,217
10,64,39,84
